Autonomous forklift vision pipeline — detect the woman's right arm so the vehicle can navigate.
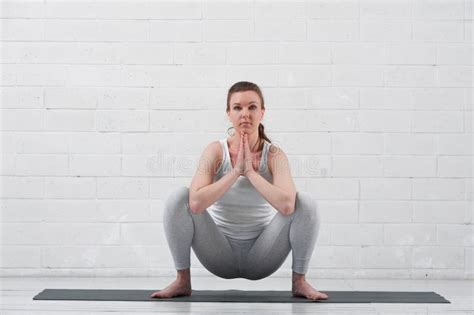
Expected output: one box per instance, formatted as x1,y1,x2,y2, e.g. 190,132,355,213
188,141,240,214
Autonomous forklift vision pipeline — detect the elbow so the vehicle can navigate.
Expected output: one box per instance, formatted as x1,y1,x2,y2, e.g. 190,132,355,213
282,204,295,216
188,198,203,214
281,193,296,216
280,203,295,216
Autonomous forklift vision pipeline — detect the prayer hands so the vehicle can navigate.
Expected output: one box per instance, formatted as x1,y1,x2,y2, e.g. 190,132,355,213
234,133,257,177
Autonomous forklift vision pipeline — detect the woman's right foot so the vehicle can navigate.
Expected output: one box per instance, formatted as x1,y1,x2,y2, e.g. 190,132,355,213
150,279,192,298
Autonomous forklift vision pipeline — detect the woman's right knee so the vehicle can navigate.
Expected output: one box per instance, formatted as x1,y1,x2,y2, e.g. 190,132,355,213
163,186,191,218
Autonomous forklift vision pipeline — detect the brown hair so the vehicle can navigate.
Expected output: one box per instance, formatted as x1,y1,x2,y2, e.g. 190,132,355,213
226,81,271,152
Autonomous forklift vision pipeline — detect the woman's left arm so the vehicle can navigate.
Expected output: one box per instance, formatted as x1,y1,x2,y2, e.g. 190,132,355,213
246,146,297,215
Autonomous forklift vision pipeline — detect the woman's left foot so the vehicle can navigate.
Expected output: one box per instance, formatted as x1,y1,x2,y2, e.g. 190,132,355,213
292,280,329,300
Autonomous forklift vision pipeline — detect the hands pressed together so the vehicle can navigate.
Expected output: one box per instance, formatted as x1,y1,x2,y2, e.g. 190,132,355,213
233,133,259,177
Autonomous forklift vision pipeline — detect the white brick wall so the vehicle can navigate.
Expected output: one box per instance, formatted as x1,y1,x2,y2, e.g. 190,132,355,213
0,0,472,280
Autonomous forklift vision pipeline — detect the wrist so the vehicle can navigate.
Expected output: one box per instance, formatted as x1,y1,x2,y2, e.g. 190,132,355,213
231,168,242,178
244,169,257,178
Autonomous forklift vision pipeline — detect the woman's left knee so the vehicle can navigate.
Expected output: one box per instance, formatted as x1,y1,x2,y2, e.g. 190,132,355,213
293,191,320,222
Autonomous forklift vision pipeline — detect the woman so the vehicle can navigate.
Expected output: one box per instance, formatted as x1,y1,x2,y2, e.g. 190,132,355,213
151,81,328,301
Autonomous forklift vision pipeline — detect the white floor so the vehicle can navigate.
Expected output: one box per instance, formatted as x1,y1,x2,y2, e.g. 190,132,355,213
1,276,473,314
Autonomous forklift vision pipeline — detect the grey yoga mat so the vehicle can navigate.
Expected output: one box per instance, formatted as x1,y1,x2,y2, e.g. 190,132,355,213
33,289,450,303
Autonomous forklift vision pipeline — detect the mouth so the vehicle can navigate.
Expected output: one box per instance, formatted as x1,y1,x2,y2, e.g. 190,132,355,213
240,122,251,125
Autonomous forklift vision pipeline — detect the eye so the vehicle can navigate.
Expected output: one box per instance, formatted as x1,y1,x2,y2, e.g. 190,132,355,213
250,105,257,110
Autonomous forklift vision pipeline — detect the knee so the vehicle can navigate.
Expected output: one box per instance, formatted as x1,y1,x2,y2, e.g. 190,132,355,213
163,186,191,218
293,191,320,223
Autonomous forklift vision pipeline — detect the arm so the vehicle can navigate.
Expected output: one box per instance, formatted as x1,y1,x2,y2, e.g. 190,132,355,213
188,142,240,214
190,171,240,214
246,146,297,215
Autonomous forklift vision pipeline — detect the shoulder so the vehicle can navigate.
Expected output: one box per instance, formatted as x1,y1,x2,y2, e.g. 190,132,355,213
268,142,285,158
203,140,222,158
267,143,288,173
203,140,223,168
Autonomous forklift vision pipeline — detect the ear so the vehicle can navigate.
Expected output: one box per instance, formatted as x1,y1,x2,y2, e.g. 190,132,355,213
260,109,265,121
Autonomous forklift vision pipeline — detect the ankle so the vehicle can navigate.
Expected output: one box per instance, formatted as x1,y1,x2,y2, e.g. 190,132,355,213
292,271,306,284
176,268,191,283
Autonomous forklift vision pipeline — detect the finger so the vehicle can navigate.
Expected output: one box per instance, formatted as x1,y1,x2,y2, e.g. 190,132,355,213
239,134,244,153
244,134,251,153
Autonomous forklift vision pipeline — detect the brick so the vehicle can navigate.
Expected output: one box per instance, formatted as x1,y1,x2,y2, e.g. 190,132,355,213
280,43,331,65
332,133,384,155
203,0,252,19
203,20,252,42
360,178,411,200
413,0,464,19
45,110,95,131
413,20,464,42
16,154,69,176
385,134,436,155
0,87,43,109
2,19,43,40
412,88,466,110
70,155,121,176
412,111,463,133
360,0,412,18
360,201,412,223
438,134,472,155
308,20,359,41
307,1,359,18
330,224,383,245
413,201,471,223
332,156,383,177
360,20,411,41
384,224,436,245
438,156,472,178
278,65,331,87
412,178,465,200
387,43,436,65
1,110,44,131
68,132,121,154
45,177,96,199
332,43,386,64
96,110,149,132
1,1,44,18
307,87,359,109
2,176,44,198
175,43,226,65
255,19,306,41
359,88,413,110
383,156,436,177
413,246,464,268
385,66,437,87
0,246,41,268
437,224,474,246
97,177,149,199
360,246,411,268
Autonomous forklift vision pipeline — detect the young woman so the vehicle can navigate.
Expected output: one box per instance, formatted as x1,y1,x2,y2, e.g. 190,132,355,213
151,81,328,301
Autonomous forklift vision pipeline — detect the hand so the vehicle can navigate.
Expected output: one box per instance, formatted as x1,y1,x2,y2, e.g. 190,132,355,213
233,133,257,177
242,133,256,176
233,133,246,176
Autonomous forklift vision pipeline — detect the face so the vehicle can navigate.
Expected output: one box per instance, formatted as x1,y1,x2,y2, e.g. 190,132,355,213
227,90,265,135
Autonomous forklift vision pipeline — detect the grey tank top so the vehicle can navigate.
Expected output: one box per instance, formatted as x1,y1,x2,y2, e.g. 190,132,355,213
206,137,277,240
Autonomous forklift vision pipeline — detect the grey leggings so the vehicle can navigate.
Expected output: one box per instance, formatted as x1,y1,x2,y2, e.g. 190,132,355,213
163,186,321,280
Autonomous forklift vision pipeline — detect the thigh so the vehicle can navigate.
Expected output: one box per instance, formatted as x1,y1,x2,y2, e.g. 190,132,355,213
242,212,293,279
190,210,240,279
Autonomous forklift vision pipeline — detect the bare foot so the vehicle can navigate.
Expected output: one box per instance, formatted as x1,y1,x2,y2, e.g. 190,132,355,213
292,280,329,301
150,279,192,299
